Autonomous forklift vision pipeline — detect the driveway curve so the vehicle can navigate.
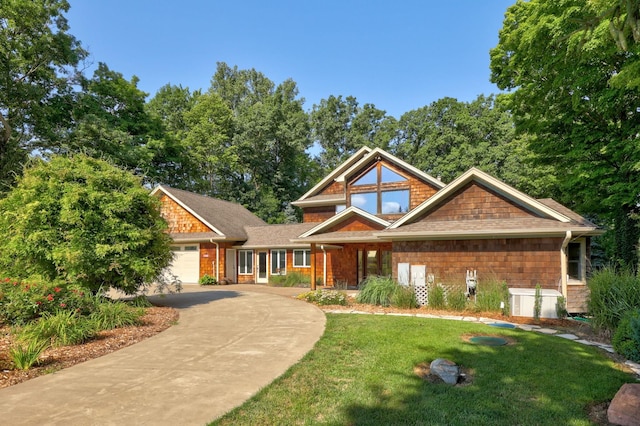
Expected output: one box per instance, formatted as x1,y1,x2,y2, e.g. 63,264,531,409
0,286,326,425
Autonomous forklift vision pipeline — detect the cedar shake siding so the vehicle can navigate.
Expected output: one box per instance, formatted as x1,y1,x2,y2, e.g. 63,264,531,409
303,206,336,223
417,182,535,222
393,238,563,288
326,216,385,233
160,194,211,233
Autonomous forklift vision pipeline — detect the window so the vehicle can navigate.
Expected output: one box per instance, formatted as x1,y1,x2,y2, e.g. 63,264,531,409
381,190,410,214
293,249,311,267
238,250,253,275
336,204,346,214
271,250,286,275
184,245,198,251
350,162,410,215
567,242,583,281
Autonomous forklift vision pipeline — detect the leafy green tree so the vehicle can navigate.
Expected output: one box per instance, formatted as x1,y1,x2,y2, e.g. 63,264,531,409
390,95,555,196
210,63,315,222
0,155,173,295
0,0,86,190
490,0,640,267
310,95,395,171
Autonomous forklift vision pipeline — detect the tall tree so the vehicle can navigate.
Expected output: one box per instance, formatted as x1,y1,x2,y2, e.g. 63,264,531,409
390,95,556,196
310,95,395,171
490,0,640,267
210,63,314,222
0,0,86,190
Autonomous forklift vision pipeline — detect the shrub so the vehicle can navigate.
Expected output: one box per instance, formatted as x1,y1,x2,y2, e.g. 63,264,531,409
501,282,510,316
391,285,418,309
269,272,310,287
427,284,446,309
297,290,348,306
556,296,568,319
127,295,152,308
18,310,97,347
588,266,640,333
0,278,93,326
612,309,640,362
447,290,468,311
533,284,542,321
474,279,505,312
9,338,50,370
199,274,218,285
89,301,143,330
0,155,174,295
357,276,397,306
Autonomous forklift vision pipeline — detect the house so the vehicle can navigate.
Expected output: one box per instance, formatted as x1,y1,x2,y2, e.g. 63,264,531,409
153,147,602,315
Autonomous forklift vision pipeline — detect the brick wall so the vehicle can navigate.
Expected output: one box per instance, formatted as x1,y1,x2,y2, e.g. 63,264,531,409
160,194,210,233
393,238,563,288
419,182,534,222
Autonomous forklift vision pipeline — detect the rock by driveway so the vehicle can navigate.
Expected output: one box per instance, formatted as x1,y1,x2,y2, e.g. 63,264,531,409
0,285,326,425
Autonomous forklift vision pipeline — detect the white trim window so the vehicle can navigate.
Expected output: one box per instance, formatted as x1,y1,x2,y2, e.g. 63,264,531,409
271,249,287,275
293,249,311,268
238,250,254,275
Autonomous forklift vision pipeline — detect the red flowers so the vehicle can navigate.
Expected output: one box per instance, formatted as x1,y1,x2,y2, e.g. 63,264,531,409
54,287,62,293
46,294,54,301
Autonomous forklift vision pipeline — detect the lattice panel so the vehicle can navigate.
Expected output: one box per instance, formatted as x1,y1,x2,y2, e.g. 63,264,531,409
414,285,428,306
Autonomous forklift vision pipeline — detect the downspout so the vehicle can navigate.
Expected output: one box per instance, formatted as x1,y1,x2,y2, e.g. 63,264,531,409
321,245,327,287
560,231,572,301
209,239,220,282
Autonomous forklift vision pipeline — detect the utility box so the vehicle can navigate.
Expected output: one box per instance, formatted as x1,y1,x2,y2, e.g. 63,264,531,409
509,288,562,319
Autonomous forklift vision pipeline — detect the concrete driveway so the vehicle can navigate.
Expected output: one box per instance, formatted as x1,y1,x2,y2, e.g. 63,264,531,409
0,285,326,425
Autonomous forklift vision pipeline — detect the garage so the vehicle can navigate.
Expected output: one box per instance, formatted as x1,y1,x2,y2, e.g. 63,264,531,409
167,245,200,284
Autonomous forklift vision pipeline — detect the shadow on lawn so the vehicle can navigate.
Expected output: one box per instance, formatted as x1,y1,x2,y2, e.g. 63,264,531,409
342,334,630,425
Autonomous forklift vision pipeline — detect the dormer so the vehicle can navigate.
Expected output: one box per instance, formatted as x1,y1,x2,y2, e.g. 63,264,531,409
293,147,444,223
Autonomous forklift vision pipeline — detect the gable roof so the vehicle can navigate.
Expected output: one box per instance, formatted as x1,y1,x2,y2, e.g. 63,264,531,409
299,206,391,238
390,167,572,229
293,147,372,205
151,185,266,241
336,147,445,189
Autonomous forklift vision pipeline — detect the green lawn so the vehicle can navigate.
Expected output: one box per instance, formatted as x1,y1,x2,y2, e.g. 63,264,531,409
211,314,633,425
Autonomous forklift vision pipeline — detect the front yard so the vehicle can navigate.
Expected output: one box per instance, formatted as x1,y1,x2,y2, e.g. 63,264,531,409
212,314,634,425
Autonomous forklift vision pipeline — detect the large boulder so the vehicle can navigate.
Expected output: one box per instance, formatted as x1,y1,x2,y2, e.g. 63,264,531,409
608,383,640,426
430,358,460,385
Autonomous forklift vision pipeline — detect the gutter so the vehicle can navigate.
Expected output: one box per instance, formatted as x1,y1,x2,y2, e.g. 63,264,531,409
560,231,572,300
210,238,220,282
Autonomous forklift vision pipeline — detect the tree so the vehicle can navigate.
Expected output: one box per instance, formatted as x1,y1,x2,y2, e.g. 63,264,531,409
0,155,173,294
0,0,87,190
210,63,315,222
310,95,395,171
389,95,556,196
490,0,640,267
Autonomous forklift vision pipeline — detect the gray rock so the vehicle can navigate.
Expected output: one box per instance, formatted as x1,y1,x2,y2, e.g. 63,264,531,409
430,358,460,385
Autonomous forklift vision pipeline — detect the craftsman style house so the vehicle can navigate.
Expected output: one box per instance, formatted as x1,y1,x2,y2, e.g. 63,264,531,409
153,147,602,315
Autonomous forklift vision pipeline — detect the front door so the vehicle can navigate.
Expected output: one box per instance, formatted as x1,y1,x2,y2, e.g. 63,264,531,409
225,249,237,283
257,251,268,284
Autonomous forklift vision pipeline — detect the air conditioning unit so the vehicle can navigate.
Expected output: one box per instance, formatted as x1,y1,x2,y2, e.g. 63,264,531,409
509,288,562,319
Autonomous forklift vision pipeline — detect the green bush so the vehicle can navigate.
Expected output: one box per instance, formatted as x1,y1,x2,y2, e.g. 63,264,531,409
269,272,310,287
89,301,143,330
297,290,348,306
588,266,640,333
357,276,397,307
127,295,152,308
612,309,640,362
199,274,218,285
533,284,542,321
9,338,50,370
391,285,418,309
427,284,446,309
18,310,97,347
447,290,468,311
556,296,568,319
474,279,505,312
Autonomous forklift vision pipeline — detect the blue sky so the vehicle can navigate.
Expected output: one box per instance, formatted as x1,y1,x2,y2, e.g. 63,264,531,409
66,1,515,119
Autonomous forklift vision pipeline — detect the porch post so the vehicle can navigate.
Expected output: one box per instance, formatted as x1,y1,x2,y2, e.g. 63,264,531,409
310,243,317,290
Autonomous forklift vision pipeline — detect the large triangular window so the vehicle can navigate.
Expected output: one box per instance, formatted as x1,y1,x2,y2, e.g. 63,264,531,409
349,162,410,215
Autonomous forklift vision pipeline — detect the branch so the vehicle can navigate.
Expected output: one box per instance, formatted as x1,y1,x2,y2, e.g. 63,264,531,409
0,112,11,146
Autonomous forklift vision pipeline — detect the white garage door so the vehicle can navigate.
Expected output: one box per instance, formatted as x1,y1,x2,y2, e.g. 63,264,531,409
168,245,200,284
